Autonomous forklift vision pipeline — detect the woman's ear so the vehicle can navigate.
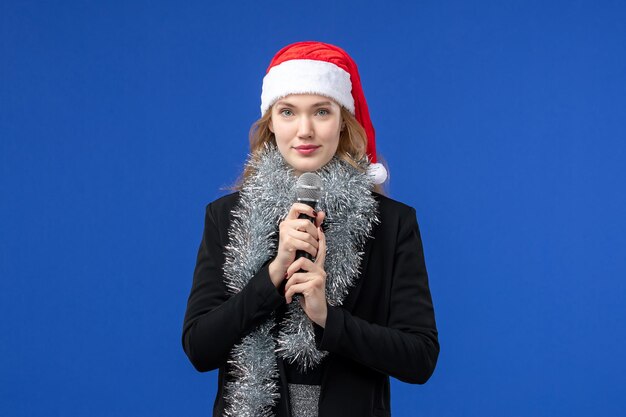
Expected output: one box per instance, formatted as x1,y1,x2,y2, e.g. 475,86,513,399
268,117,274,133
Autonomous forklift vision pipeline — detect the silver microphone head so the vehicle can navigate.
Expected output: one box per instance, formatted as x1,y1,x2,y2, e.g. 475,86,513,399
296,173,323,207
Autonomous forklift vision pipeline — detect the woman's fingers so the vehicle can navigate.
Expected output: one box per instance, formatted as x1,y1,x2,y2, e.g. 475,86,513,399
285,230,318,257
279,215,320,257
285,282,309,304
286,203,317,220
284,277,324,303
284,272,314,292
286,257,315,277
286,221,319,241
315,226,327,267
285,258,326,303
272,205,326,282
314,211,326,228
281,218,318,240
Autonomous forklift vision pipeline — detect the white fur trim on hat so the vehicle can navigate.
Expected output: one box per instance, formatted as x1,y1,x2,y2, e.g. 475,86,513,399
367,162,388,184
260,59,354,115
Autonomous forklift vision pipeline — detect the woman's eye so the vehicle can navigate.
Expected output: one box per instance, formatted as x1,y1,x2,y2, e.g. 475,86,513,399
317,109,329,116
280,109,293,117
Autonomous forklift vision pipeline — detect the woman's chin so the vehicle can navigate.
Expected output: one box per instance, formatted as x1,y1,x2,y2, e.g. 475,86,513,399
288,156,334,174
294,165,323,175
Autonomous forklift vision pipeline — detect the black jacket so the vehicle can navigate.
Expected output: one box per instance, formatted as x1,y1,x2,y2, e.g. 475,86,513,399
182,191,439,417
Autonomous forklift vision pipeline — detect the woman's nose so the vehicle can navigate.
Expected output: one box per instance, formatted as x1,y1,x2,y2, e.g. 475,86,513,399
297,116,313,138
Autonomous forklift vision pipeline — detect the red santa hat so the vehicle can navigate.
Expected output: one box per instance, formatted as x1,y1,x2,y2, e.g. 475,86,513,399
260,41,388,184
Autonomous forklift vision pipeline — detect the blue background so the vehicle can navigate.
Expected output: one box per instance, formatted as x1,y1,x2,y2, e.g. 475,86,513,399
2,1,625,416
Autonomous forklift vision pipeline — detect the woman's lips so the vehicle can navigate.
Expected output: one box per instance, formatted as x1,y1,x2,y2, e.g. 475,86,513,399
294,145,320,155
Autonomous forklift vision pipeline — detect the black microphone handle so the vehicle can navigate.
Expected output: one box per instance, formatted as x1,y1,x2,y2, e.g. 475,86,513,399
294,202,317,286
280,200,318,297
295,199,318,262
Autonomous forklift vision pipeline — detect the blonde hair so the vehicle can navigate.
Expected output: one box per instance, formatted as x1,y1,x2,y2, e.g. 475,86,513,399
234,106,386,195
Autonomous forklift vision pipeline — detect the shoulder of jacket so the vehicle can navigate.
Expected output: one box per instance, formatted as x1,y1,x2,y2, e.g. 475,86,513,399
206,191,239,210
372,192,416,216
205,191,240,217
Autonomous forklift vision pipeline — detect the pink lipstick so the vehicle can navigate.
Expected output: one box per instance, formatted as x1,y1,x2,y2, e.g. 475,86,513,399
294,145,320,155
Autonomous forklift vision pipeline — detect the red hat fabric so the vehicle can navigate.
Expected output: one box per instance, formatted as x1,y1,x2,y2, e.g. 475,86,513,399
260,41,387,183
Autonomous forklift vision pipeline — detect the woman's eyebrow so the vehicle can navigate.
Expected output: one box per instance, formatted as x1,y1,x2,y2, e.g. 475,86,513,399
275,100,333,108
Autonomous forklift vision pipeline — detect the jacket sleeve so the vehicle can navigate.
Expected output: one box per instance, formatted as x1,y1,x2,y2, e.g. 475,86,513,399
316,207,439,384
182,201,285,372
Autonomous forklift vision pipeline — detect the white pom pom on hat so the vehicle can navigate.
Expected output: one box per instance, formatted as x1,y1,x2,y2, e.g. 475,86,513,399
261,41,387,184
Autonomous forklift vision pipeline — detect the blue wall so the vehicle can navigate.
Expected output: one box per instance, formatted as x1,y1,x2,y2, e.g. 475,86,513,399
1,1,625,416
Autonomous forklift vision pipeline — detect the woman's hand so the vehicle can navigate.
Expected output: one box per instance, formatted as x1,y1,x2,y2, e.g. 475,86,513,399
284,222,328,327
268,203,323,287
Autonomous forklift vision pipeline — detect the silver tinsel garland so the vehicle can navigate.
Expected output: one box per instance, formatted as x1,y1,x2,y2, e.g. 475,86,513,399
222,143,379,416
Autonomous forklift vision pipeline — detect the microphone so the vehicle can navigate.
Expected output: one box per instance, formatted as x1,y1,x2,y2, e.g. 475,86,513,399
279,173,323,298
295,173,323,263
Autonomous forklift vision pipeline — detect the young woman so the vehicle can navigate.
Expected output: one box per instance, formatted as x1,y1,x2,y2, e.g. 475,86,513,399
182,41,439,417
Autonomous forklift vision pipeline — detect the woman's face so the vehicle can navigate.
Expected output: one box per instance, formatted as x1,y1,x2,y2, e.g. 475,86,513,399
269,94,343,175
